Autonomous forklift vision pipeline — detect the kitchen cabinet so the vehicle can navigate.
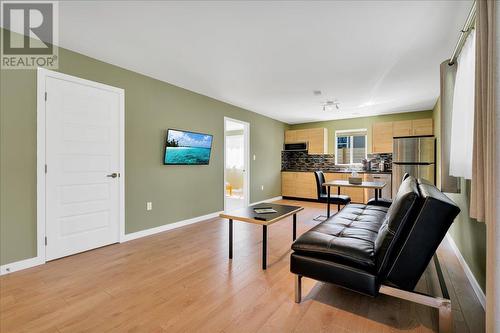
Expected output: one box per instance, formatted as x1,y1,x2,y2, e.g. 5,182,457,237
282,171,367,203
284,130,297,143
324,173,365,203
284,128,328,154
411,118,433,136
343,185,365,203
393,120,412,137
307,128,328,154
281,172,316,199
364,173,392,200
372,122,394,153
372,119,433,153
281,172,297,197
324,172,344,182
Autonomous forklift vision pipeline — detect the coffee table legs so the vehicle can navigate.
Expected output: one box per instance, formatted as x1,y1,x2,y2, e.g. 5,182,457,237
262,225,267,270
229,220,268,270
229,219,233,259
229,214,298,270
293,213,297,241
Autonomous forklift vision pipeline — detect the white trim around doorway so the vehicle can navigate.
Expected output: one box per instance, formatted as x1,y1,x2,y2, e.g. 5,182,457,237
223,117,250,212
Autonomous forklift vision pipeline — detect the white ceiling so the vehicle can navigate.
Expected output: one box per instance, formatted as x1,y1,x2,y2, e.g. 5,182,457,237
56,1,471,124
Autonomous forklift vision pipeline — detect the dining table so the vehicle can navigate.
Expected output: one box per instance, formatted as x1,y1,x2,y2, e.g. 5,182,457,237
322,180,387,218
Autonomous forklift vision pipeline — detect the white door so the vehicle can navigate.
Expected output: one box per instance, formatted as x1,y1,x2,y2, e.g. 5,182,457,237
224,118,250,211
45,74,123,260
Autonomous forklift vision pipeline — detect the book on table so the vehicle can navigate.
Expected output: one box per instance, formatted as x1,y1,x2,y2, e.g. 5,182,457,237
253,207,277,214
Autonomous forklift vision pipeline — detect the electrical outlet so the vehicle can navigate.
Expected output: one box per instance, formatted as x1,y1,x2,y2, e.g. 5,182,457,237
146,202,152,211
261,185,264,191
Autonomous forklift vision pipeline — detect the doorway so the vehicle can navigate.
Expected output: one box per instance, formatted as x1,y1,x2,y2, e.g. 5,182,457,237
38,68,125,261
224,117,250,211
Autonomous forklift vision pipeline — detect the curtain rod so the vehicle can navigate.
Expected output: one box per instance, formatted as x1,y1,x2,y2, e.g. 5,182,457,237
448,1,477,66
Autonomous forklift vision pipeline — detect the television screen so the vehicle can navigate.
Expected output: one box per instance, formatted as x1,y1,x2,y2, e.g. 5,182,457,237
164,129,213,165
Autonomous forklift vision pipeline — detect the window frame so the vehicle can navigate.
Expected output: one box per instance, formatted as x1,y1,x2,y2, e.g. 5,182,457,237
334,128,368,165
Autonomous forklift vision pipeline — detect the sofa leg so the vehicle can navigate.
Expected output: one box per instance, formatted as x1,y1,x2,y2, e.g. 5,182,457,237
295,275,302,303
438,300,452,333
380,284,452,333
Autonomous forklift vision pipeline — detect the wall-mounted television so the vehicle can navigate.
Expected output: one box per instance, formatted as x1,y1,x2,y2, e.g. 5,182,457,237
164,129,213,165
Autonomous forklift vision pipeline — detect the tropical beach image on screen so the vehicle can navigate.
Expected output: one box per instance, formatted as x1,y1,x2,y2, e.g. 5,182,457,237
164,129,213,165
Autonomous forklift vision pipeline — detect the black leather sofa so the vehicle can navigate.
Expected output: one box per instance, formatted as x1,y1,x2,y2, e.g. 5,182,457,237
290,176,460,332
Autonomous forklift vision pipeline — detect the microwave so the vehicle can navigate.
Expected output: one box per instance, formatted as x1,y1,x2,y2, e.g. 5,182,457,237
283,142,308,152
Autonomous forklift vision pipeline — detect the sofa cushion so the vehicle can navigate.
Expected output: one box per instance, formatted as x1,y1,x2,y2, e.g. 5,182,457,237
290,253,379,296
291,204,388,271
374,176,422,275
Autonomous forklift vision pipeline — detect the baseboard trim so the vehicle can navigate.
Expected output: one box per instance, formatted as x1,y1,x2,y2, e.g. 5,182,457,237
1,198,283,275
446,233,486,309
1,211,223,275
0,256,45,276
250,196,283,205
121,211,223,242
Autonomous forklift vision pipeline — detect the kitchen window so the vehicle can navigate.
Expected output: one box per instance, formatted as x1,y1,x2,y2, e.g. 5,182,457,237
335,129,368,165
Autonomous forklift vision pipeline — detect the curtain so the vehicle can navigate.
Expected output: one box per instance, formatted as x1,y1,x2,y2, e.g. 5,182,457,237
470,1,497,332
438,61,460,193
449,31,476,179
470,0,496,224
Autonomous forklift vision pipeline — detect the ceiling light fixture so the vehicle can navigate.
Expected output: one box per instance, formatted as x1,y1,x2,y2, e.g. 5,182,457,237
322,100,340,111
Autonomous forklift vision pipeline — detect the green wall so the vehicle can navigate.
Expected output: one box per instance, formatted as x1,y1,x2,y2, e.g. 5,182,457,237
289,110,433,154
433,99,486,292
0,43,285,265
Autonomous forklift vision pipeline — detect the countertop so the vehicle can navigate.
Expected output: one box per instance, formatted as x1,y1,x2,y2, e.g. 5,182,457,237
281,169,392,175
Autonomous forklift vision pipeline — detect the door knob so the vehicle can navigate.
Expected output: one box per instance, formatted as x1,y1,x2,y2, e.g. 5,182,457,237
107,173,119,178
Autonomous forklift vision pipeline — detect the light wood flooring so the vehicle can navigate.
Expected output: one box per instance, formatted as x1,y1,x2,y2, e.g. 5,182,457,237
0,200,485,332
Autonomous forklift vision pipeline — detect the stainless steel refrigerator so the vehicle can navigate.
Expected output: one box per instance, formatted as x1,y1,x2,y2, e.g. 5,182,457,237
392,137,436,198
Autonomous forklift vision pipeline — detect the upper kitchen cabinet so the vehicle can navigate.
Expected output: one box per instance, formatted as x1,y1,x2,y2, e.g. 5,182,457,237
372,118,433,153
307,128,328,154
284,130,297,143
393,119,433,137
285,129,307,143
284,128,328,154
393,120,413,137
411,118,433,136
372,122,394,153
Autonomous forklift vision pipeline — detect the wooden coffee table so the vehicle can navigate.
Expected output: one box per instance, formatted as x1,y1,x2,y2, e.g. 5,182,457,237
220,203,303,270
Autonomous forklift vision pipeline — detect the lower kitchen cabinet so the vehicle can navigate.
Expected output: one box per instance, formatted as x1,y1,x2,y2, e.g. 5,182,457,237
282,171,371,203
281,172,316,199
364,173,392,201
325,173,365,203
281,172,297,197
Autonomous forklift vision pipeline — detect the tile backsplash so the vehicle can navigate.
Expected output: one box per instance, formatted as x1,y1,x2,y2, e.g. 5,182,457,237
281,151,392,172
367,153,393,171
281,151,337,172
